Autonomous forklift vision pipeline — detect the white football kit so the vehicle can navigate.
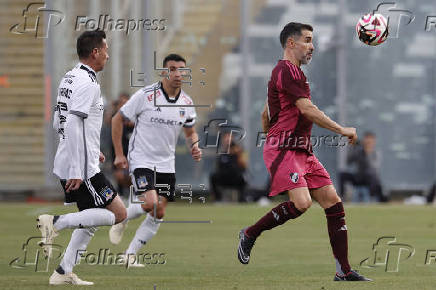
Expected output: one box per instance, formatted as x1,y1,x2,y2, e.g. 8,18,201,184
53,62,104,180
120,82,197,173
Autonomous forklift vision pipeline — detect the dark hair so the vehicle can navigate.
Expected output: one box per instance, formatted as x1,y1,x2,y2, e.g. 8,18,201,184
163,54,186,67
77,30,106,59
280,22,313,48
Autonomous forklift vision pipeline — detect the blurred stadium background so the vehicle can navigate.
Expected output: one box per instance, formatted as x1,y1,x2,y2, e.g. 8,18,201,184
1,0,436,203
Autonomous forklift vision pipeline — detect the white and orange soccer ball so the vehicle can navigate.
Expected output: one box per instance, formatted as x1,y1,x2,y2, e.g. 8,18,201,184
356,13,389,46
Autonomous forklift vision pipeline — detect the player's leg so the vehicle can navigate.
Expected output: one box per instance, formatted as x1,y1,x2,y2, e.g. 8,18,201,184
109,188,158,245
125,196,168,259
49,228,97,285
109,168,159,245
238,187,311,264
308,156,371,281
310,185,348,272
122,171,174,267
40,174,126,232
245,187,310,238
45,173,125,285
37,174,125,255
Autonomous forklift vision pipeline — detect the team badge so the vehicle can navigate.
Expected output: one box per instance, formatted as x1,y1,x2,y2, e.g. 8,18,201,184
179,108,185,117
290,172,299,183
100,187,114,200
137,176,148,189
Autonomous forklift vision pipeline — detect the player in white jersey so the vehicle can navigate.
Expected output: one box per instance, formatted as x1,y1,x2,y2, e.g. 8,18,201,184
36,30,127,285
109,54,201,266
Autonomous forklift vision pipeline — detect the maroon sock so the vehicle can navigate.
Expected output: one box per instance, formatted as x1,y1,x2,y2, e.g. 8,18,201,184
245,201,303,239
325,202,351,274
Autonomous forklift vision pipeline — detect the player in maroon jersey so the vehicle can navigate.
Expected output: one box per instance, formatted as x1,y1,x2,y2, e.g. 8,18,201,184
237,22,371,282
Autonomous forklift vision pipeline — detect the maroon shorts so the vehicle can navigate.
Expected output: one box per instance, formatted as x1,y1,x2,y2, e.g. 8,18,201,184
263,143,332,196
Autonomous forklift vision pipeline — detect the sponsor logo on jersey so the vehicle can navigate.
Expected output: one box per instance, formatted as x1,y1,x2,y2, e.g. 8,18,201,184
290,172,299,183
137,176,148,188
147,90,161,102
150,117,182,126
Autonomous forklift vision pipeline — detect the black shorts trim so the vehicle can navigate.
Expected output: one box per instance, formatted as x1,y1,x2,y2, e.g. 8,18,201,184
131,168,176,202
60,172,118,211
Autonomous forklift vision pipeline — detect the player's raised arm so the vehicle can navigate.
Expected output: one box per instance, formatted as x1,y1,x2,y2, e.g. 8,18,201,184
111,111,128,169
295,98,357,144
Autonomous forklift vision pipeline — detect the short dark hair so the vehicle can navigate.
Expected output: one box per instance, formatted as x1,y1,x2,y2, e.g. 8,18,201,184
163,54,186,67
280,22,313,48
77,30,106,59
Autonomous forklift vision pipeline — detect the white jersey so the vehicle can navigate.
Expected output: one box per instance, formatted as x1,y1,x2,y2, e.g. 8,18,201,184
120,82,196,173
53,62,104,180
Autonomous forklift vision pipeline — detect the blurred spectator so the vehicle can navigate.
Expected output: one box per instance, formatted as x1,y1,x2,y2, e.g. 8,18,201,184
210,132,247,202
339,131,388,202
111,92,134,196
426,183,436,204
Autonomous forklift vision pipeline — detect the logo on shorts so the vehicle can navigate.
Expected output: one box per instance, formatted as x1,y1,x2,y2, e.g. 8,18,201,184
137,176,148,189
290,172,299,183
101,187,114,200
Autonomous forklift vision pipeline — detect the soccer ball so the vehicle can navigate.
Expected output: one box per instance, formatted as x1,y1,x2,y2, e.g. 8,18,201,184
356,13,389,46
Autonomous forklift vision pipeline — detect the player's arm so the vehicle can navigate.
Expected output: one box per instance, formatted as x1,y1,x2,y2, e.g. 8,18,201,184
261,101,270,132
65,113,84,192
295,98,357,144
111,111,128,169
183,126,202,162
112,90,144,168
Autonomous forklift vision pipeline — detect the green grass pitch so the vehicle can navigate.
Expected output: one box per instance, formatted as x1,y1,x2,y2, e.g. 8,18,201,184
1,202,435,289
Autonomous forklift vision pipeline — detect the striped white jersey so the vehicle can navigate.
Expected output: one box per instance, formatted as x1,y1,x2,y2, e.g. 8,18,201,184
120,82,196,173
53,62,104,180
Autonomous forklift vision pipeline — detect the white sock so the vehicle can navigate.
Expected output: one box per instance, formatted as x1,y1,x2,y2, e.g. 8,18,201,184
60,227,97,273
54,208,115,231
126,213,161,255
126,203,145,221
335,258,345,275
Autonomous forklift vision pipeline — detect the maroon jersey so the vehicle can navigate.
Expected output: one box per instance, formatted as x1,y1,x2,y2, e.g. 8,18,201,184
266,60,313,153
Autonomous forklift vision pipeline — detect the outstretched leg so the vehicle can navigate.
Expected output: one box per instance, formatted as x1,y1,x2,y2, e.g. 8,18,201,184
238,187,311,264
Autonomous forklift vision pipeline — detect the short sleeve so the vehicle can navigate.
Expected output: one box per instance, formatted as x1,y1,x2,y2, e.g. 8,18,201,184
69,82,98,118
120,90,145,121
183,106,197,128
279,65,310,104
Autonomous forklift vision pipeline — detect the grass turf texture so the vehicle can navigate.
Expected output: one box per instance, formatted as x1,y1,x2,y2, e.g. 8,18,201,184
1,202,435,289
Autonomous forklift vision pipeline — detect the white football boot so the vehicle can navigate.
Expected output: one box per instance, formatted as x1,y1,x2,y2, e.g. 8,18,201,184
109,220,128,245
36,214,59,258
49,270,94,285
